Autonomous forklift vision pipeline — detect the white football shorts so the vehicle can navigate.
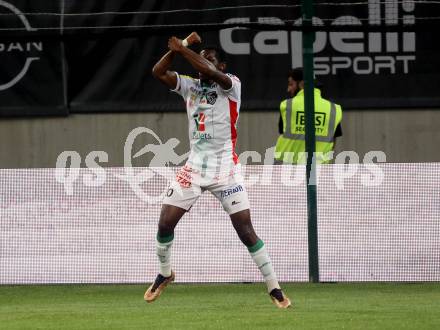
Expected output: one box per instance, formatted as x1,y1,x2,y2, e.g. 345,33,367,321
162,165,250,215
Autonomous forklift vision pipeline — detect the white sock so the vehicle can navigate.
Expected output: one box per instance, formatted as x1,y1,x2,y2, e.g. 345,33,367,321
156,234,174,277
248,240,281,293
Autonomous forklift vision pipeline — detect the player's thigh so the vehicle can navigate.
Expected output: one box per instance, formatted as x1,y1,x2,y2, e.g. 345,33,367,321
159,181,201,235
210,178,250,216
157,203,187,234
162,180,202,214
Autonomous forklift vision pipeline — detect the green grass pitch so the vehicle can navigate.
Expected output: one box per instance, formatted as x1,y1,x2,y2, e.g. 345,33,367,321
0,283,439,329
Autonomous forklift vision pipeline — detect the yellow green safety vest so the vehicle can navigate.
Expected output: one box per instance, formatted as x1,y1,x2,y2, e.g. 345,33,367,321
275,88,342,164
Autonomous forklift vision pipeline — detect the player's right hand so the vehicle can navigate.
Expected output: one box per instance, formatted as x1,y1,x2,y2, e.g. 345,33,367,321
168,36,183,52
185,32,201,46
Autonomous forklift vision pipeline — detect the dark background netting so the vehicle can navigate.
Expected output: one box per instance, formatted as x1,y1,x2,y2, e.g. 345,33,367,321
0,1,439,116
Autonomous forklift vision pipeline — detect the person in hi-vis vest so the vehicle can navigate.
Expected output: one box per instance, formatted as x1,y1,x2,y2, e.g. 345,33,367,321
274,68,343,164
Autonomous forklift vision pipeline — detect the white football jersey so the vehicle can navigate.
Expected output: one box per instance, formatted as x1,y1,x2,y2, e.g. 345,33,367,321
172,72,241,173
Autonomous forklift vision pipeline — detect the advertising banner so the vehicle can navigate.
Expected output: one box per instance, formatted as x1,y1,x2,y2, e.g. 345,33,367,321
0,0,438,116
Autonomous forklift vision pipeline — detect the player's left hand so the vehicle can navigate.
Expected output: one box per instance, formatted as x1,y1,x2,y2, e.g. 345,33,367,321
168,37,183,52
185,32,201,46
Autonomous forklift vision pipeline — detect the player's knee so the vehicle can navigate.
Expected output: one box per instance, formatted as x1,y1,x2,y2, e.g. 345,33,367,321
157,221,174,237
157,205,183,236
157,211,176,236
237,227,259,247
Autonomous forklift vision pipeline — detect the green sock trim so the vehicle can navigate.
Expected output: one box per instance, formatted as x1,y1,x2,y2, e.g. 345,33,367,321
247,239,264,253
157,233,174,243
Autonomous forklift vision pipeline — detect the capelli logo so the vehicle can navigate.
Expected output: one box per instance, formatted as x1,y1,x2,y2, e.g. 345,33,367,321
0,0,43,91
220,0,416,75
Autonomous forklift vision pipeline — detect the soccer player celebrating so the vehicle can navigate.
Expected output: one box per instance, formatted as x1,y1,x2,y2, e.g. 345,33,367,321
145,32,291,308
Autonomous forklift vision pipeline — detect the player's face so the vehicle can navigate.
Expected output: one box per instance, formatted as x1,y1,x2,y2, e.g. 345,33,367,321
199,49,221,81
287,76,299,97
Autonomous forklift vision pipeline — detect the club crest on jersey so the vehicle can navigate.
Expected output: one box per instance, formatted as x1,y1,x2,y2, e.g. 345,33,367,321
205,91,218,105
199,90,218,106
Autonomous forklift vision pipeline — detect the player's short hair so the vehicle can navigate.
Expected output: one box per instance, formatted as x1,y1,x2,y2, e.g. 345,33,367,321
287,68,303,82
201,45,227,63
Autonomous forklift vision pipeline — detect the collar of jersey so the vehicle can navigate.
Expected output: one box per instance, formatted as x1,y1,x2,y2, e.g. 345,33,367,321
201,80,216,89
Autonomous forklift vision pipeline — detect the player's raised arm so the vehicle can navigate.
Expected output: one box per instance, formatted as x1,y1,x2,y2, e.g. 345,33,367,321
152,32,202,89
168,35,232,91
151,50,178,89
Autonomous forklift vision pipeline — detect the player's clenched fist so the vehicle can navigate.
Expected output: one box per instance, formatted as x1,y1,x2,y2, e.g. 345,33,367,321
168,32,201,52
168,37,182,52
185,32,201,46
